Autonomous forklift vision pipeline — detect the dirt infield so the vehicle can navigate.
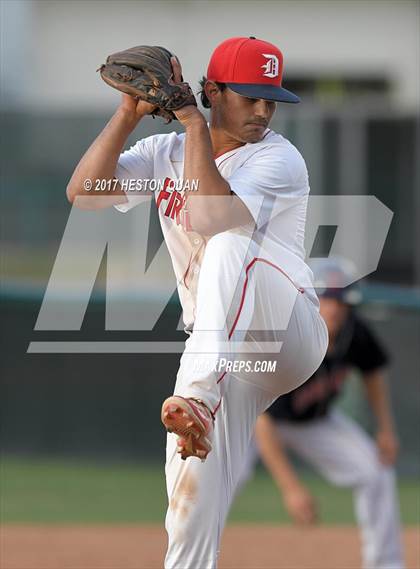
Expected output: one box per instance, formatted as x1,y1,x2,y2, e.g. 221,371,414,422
1,525,419,568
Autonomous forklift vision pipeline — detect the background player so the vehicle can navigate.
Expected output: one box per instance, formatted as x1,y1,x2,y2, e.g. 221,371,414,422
67,36,328,568
240,257,405,569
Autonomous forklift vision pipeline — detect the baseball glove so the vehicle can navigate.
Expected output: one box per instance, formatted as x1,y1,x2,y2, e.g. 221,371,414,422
98,45,196,123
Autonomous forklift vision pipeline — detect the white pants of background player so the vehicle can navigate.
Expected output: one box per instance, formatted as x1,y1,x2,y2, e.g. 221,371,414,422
239,409,405,569
164,231,328,569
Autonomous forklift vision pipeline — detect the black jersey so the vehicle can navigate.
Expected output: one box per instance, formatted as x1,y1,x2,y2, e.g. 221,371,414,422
267,313,389,423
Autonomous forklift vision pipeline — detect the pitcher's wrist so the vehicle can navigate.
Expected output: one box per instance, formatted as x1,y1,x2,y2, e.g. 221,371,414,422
114,106,144,131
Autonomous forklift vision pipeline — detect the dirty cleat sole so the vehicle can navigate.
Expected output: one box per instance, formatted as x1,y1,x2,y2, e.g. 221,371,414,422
161,396,213,461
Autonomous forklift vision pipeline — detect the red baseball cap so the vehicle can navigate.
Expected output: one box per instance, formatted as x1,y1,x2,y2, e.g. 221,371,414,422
207,36,299,103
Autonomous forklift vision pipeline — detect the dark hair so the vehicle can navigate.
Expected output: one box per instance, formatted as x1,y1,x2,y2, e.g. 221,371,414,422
198,76,227,108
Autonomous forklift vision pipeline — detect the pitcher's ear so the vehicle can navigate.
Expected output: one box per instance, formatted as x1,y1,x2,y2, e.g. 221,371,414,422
205,81,221,104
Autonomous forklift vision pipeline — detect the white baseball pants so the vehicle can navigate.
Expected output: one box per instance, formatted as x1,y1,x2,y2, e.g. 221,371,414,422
239,410,405,569
164,231,328,568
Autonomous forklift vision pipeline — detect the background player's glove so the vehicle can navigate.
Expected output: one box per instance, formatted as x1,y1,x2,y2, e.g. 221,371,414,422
99,45,197,123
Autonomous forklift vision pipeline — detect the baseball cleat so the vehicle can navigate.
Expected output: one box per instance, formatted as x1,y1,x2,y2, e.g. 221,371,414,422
161,396,214,461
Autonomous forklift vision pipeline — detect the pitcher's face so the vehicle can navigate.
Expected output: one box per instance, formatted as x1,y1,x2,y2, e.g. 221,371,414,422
212,87,276,143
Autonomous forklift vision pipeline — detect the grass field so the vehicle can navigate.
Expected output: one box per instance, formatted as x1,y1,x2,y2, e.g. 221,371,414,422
1,457,419,525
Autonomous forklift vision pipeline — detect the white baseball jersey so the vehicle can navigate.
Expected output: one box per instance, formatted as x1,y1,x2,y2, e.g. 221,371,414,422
114,128,318,330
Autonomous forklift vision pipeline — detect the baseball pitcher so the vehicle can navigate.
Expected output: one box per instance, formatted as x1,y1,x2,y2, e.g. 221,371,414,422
67,37,328,568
